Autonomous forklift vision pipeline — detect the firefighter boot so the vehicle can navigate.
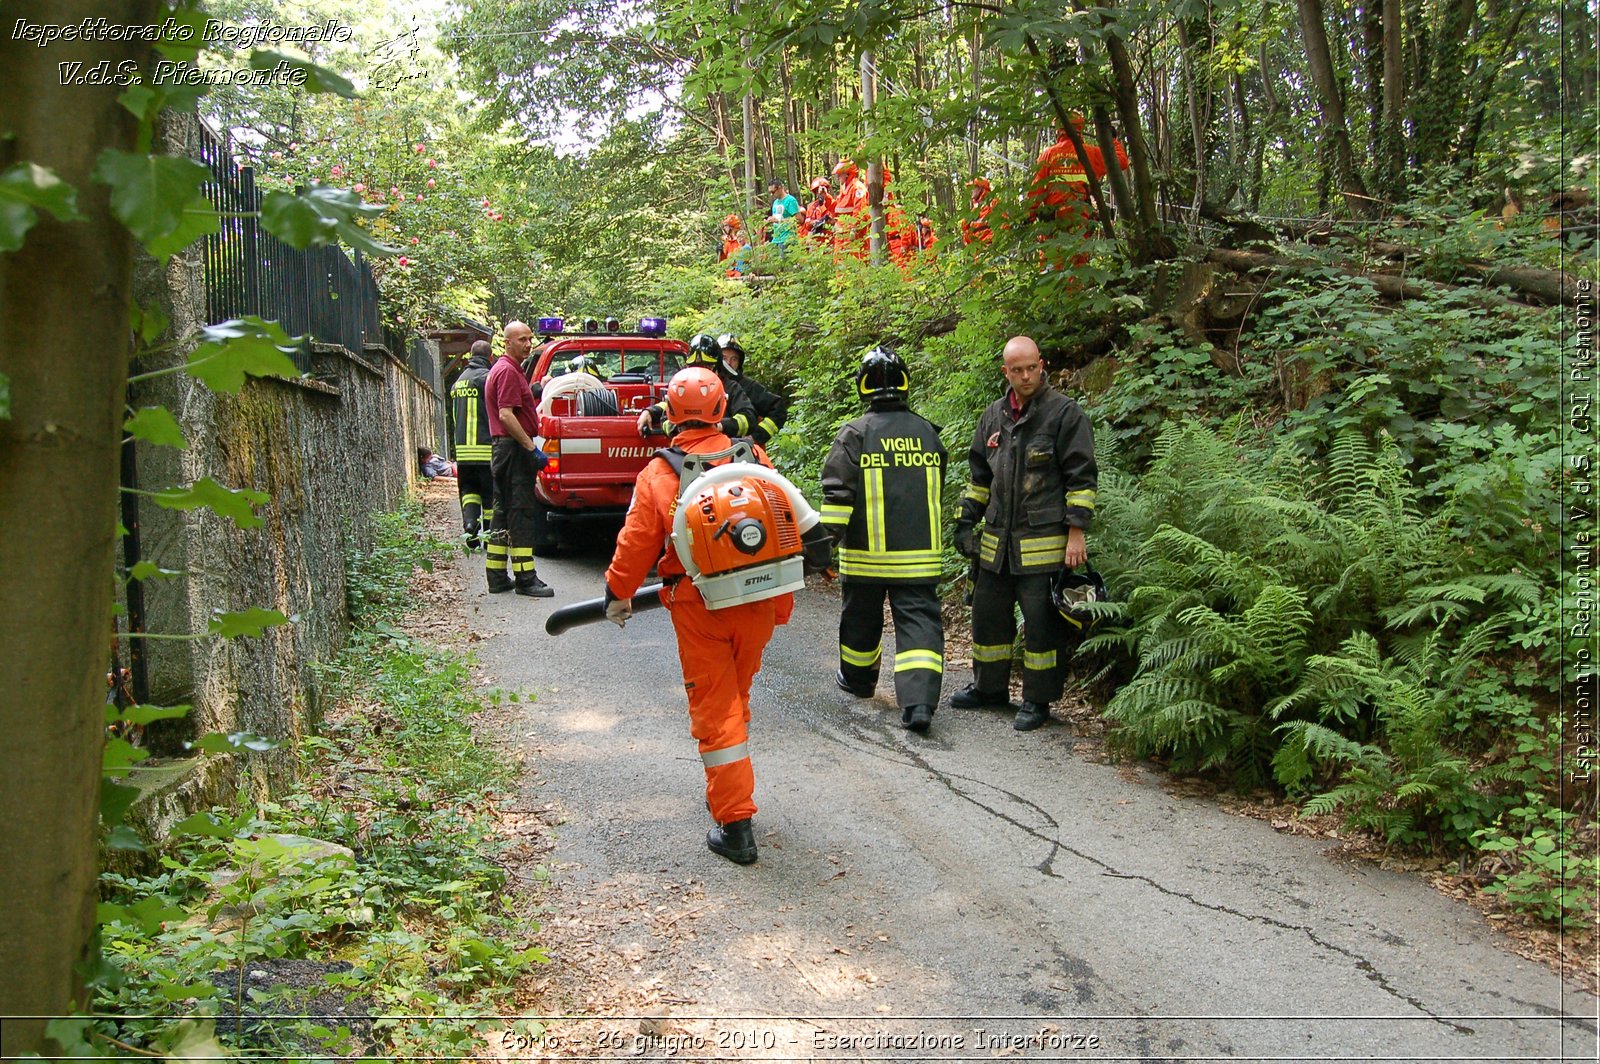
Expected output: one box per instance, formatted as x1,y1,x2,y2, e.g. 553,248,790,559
902,704,934,733
1013,701,1051,731
707,818,758,865
951,683,1011,710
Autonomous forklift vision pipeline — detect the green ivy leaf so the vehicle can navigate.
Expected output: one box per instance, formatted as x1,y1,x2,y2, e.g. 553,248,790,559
207,607,290,638
172,810,234,837
189,731,278,754
102,736,149,773
145,195,222,259
250,50,358,97
105,824,147,852
131,302,170,344
260,188,394,256
0,162,84,252
154,7,209,62
100,780,140,827
92,150,210,254
150,476,269,529
125,406,189,449
185,316,304,393
107,702,192,726
128,561,184,582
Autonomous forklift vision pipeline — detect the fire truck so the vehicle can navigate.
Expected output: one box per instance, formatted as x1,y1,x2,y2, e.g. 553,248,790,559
524,316,686,552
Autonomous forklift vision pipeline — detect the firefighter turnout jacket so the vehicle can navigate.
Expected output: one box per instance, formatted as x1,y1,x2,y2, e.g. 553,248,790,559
449,350,495,463
821,400,947,583
728,371,789,445
960,384,1097,574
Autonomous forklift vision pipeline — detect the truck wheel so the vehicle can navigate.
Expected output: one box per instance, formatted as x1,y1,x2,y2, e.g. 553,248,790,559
531,499,560,556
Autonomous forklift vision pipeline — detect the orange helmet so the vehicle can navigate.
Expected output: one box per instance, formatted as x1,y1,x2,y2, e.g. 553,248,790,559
969,177,991,192
832,158,856,177
666,366,726,424
724,213,741,228
809,176,830,192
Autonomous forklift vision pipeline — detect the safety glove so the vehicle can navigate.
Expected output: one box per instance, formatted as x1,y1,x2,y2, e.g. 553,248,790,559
952,519,980,560
603,585,633,628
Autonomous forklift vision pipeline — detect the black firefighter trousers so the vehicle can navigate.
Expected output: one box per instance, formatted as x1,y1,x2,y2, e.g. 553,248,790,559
838,580,944,708
970,567,1066,705
487,438,541,591
456,461,494,541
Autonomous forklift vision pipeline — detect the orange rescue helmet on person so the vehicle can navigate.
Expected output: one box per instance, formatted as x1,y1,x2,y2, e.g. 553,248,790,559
666,365,727,423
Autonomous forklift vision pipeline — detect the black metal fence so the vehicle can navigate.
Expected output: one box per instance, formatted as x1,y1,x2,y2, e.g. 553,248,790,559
198,125,389,377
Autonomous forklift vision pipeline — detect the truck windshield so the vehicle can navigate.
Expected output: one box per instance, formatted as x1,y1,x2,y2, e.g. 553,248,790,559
566,345,681,382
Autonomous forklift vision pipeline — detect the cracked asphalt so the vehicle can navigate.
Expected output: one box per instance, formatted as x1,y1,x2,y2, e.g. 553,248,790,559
465,538,1596,1062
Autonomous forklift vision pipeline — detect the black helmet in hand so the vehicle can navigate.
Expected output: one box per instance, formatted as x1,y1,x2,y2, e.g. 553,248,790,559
1052,567,1109,632
856,345,910,401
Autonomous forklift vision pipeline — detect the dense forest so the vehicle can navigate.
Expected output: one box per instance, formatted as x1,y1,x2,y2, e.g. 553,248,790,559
167,0,1600,936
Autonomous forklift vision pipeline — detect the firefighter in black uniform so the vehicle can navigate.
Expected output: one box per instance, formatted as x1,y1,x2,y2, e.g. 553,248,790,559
636,332,760,440
951,335,1097,731
820,346,948,733
717,334,789,446
448,340,496,550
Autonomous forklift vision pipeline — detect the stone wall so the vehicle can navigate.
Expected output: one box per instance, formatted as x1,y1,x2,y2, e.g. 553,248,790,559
122,115,444,831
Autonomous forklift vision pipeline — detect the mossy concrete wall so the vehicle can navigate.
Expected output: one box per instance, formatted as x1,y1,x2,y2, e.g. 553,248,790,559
123,113,443,823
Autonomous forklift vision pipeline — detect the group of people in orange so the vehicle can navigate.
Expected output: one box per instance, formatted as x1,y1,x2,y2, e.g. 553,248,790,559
718,117,1127,275
964,116,1130,269
718,158,937,274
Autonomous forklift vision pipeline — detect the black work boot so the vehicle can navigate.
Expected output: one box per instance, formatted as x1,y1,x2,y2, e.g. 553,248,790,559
951,683,1011,710
902,704,934,733
1013,701,1051,731
486,570,514,594
707,818,758,864
515,573,554,598
834,669,873,698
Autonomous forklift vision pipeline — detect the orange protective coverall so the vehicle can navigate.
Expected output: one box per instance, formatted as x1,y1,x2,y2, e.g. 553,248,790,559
831,167,869,258
1028,125,1129,267
802,192,835,240
604,425,788,825
961,179,995,246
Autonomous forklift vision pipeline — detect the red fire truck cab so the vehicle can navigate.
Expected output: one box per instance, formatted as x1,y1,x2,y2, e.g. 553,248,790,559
525,316,684,551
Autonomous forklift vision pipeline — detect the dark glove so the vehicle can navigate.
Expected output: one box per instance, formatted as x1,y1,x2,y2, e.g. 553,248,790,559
953,520,979,560
800,523,835,576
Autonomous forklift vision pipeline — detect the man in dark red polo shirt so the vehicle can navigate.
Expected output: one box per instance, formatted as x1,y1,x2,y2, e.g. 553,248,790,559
483,320,554,597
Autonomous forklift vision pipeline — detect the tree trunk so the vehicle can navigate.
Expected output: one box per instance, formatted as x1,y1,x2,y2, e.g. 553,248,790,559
0,2,154,1058
779,52,799,193
1295,0,1374,215
861,51,885,262
968,22,983,179
1379,0,1405,199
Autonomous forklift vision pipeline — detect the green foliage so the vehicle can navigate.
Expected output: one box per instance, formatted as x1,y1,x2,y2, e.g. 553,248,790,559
181,317,306,393
93,503,540,1059
345,496,452,627
92,150,219,257
149,476,270,530
0,161,84,251
1474,805,1600,928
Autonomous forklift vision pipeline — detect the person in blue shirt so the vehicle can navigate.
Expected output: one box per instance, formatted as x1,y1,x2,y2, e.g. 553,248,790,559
768,180,801,249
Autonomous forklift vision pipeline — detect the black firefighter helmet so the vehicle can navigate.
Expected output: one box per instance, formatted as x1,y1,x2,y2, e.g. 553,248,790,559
1052,566,1109,632
686,332,722,367
856,345,910,401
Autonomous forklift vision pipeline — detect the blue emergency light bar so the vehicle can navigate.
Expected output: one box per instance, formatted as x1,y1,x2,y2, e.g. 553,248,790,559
536,317,564,335
638,316,667,337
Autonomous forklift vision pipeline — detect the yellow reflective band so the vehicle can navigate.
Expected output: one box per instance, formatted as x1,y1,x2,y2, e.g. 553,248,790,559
979,531,999,565
863,467,885,553
1065,489,1097,511
837,548,943,579
963,483,990,503
733,413,750,435
701,741,750,768
1024,649,1057,671
1060,173,1090,182
510,546,534,558
512,561,537,573
840,643,882,667
456,445,491,461
925,467,942,543
821,503,853,526
482,508,495,521
893,649,943,673
485,544,508,558
461,493,482,507
757,417,779,438
972,642,1011,663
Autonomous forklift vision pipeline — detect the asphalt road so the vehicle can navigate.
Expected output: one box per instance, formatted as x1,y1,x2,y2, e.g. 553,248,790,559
464,537,1596,1063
